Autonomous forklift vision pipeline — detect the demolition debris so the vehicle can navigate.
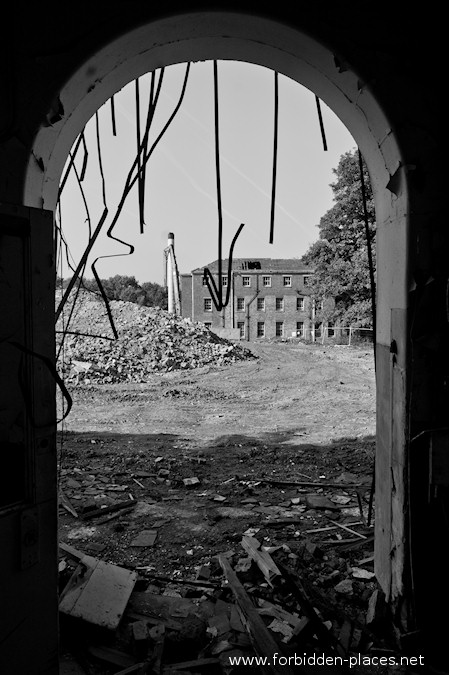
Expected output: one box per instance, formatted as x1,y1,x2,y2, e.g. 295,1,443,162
56,291,256,383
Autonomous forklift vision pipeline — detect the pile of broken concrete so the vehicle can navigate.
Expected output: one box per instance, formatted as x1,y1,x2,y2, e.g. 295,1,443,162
56,290,256,384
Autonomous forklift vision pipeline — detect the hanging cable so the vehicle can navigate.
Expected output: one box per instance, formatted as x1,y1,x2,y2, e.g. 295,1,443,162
96,110,107,213
110,95,117,136
203,61,244,311
135,77,145,233
58,132,85,197
56,64,186,335
315,95,328,151
137,70,156,234
269,71,279,244
56,158,92,358
90,65,187,334
79,133,88,181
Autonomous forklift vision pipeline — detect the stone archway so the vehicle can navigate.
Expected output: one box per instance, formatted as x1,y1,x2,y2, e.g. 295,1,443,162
26,6,409,628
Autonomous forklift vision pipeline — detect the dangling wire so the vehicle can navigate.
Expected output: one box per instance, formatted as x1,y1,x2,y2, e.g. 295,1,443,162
203,60,244,310
135,77,145,233
269,71,279,245
315,95,328,151
110,95,117,136
58,132,86,197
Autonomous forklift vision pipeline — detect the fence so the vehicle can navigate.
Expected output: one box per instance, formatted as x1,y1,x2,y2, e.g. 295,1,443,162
291,326,374,345
320,326,374,345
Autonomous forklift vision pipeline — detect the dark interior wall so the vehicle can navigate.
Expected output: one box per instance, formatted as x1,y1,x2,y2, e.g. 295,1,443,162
0,3,447,670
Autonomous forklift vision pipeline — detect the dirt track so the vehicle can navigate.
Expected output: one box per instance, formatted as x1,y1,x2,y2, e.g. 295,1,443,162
60,340,375,445
58,341,376,576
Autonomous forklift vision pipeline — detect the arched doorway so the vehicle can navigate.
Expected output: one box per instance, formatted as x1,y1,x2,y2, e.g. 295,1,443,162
4,11,411,672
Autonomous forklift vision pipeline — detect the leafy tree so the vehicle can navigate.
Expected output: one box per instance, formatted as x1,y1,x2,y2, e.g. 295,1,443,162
302,149,375,327
80,275,168,309
141,282,168,309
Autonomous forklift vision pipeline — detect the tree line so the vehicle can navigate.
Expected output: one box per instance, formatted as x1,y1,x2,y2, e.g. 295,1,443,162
303,148,375,328
56,275,168,310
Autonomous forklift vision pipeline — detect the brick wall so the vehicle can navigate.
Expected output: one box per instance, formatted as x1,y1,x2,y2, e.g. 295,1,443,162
181,270,315,339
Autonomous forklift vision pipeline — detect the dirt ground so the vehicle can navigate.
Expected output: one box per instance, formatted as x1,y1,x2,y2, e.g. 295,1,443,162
58,340,409,674
58,340,376,570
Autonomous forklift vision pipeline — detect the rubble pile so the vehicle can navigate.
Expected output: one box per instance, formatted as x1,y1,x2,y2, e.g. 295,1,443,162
57,436,399,674
56,291,255,383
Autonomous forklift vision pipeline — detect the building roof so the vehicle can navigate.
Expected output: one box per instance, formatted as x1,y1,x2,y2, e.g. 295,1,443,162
188,258,314,274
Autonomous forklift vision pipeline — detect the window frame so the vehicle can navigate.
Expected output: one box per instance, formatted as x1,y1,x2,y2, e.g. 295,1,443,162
257,321,265,338
275,321,284,337
242,275,251,287
283,275,292,287
262,275,272,287
275,297,284,311
236,297,245,311
237,321,245,338
204,298,212,312
256,297,265,311
296,296,305,311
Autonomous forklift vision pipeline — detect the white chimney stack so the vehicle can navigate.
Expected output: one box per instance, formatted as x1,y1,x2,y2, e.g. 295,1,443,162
167,232,175,314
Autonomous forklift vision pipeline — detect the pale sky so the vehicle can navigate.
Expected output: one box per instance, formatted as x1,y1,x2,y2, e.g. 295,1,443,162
57,60,356,286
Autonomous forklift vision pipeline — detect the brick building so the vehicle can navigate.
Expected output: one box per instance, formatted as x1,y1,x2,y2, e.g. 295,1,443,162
180,258,324,340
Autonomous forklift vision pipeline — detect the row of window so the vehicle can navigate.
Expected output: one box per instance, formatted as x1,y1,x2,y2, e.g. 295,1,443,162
203,321,334,338
203,274,311,288
203,296,312,312
204,320,301,337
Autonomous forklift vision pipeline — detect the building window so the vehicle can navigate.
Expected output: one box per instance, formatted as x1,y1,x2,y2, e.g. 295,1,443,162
275,321,284,337
204,298,212,312
327,325,335,337
275,297,284,311
257,321,265,337
315,322,322,337
202,276,207,286
296,321,304,336
296,296,305,311
303,275,311,286
222,275,228,287
256,297,265,311
237,321,245,338
242,276,251,287
236,297,245,311
204,322,212,329
283,275,292,287
262,275,271,287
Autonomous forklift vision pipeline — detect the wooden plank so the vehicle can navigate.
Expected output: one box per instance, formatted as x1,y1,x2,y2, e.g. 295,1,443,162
59,489,79,518
81,499,136,520
115,665,146,675
242,477,371,489
59,556,137,630
331,521,367,540
218,555,295,675
240,536,281,585
88,646,136,669
256,600,301,629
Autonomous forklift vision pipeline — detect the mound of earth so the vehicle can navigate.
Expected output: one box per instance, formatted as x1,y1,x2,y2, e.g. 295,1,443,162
56,290,256,383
